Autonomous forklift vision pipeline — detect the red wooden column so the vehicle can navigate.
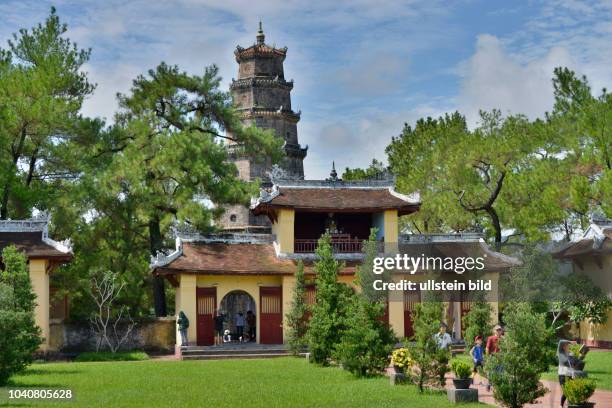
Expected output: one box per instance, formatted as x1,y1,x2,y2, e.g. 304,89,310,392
196,287,216,346
260,286,283,344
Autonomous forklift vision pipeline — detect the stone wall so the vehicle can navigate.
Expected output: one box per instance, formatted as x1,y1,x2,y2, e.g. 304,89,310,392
48,317,176,353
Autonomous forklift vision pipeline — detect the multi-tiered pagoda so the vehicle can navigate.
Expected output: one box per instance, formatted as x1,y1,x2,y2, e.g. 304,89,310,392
222,23,307,229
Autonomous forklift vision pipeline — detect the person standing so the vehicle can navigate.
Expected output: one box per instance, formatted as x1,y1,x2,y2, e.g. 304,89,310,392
557,340,574,407
434,322,453,350
214,310,225,345
246,310,256,342
486,325,503,355
485,325,503,392
235,312,245,342
177,311,190,346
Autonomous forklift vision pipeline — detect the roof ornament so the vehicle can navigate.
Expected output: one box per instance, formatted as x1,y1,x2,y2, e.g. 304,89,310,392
256,21,265,45
327,161,339,182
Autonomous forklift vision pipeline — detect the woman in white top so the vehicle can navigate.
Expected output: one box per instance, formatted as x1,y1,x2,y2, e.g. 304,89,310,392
557,340,573,407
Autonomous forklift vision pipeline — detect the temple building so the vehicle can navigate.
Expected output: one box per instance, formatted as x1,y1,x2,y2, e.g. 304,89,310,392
0,216,72,351
152,173,518,354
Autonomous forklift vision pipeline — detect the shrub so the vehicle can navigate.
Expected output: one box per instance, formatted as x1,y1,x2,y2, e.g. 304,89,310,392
0,246,43,386
334,297,396,377
451,361,472,379
562,378,596,404
390,348,412,369
463,300,493,348
486,303,551,408
75,351,149,362
286,261,309,356
407,301,450,392
307,233,352,365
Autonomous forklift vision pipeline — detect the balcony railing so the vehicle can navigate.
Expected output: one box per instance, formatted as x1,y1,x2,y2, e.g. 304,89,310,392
294,234,364,253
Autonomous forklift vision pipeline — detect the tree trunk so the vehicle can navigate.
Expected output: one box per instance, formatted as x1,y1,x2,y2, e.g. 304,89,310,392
486,206,502,249
149,218,167,317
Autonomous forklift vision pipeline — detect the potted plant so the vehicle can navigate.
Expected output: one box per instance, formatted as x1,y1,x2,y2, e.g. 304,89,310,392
390,348,411,374
451,360,472,390
563,378,597,408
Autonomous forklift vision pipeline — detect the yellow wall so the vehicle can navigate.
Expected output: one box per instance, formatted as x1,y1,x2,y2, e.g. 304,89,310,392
282,275,296,339
272,208,295,254
176,274,197,346
29,259,50,351
384,210,399,248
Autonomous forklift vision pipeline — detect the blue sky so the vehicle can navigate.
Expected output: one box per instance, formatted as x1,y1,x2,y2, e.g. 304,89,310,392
1,0,612,178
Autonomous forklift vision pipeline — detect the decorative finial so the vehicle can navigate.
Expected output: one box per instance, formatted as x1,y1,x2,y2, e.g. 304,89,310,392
328,161,339,182
256,21,265,45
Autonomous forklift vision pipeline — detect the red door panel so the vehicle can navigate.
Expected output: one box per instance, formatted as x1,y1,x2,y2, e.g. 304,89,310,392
196,287,216,346
404,290,420,339
304,284,316,321
260,286,283,344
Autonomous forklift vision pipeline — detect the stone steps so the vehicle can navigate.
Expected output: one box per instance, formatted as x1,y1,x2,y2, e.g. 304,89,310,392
182,352,298,360
179,345,303,360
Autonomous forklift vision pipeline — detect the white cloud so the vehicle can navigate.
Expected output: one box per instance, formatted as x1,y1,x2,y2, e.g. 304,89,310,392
458,34,575,126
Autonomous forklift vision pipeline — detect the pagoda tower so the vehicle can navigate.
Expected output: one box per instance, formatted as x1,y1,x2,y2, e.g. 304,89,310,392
221,23,307,229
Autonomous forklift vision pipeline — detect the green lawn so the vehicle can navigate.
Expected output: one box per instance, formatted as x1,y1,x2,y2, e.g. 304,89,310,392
542,350,612,391
2,357,481,408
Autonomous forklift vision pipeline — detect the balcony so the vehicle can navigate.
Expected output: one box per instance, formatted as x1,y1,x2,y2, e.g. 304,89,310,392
294,234,364,254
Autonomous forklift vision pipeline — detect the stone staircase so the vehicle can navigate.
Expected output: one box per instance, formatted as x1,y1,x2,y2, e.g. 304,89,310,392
179,344,304,360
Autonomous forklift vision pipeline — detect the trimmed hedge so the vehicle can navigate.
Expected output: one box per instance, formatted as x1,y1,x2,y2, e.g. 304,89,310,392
75,352,149,362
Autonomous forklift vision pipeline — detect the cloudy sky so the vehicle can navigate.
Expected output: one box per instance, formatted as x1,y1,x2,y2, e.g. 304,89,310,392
1,0,611,178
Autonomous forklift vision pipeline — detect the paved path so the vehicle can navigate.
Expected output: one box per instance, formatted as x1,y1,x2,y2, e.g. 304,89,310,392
444,373,612,407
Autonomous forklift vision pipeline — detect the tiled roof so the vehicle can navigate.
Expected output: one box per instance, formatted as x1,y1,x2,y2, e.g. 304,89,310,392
0,231,72,260
553,222,612,259
153,242,357,276
252,186,420,215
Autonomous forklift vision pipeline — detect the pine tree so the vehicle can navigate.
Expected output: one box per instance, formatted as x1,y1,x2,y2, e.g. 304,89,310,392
307,233,352,365
408,301,450,392
463,300,493,348
0,246,42,385
334,228,396,377
486,303,551,408
286,260,308,356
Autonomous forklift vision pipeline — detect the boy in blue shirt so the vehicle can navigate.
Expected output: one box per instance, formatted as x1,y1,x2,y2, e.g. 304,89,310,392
470,335,485,384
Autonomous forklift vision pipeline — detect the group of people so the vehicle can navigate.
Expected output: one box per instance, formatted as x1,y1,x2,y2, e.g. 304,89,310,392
214,310,256,345
433,322,505,392
464,324,588,407
175,309,257,346
468,324,504,391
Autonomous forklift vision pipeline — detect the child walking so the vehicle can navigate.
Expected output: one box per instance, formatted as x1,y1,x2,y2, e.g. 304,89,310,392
469,335,485,384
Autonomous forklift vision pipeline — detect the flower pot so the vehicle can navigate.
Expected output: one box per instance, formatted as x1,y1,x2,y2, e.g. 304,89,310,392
393,365,405,374
568,403,595,408
453,378,471,390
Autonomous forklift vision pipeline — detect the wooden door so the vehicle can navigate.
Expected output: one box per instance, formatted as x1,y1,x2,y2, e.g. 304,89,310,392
196,287,216,346
403,290,420,339
260,286,283,344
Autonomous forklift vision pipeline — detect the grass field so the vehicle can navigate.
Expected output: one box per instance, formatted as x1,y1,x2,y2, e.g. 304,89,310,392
2,357,481,408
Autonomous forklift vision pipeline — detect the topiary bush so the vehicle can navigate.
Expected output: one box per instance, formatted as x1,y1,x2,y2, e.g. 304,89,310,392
563,378,596,405
451,360,472,379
